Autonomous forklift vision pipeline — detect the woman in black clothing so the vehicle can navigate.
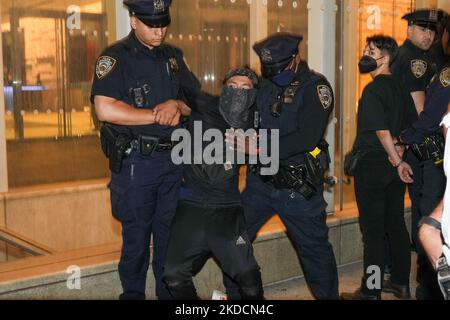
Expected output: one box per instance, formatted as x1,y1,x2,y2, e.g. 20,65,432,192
341,35,418,300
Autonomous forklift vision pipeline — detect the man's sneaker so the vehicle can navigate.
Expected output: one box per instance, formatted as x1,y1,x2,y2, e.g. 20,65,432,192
212,290,228,300
382,279,411,299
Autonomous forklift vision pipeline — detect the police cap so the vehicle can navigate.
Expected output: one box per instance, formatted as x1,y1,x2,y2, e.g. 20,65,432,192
124,0,172,28
402,9,443,31
253,33,303,78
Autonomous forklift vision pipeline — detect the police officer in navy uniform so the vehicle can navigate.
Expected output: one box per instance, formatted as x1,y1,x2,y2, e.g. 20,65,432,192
398,15,450,300
91,0,200,300
388,9,440,299
224,33,339,300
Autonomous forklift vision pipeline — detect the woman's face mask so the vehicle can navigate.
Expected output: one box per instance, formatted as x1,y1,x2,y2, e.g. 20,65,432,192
219,86,257,129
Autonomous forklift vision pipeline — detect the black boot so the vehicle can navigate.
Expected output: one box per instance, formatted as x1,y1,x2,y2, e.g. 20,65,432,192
340,288,380,300
382,279,411,299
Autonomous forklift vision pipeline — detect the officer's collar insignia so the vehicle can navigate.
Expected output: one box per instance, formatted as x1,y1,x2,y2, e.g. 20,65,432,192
411,59,427,79
154,0,165,13
261,48,272,63
96,56,117,79
169,57,180,74
317,85,333,110
440,67,450,88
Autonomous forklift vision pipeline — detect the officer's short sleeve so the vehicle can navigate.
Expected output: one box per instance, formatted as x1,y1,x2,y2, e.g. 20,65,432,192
402,58,433,92
359,86,389,132
278,79,334,157
90,52,123,104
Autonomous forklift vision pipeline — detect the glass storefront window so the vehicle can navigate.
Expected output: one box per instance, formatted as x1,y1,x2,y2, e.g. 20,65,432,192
268,0,308,61
168,0,250,95
2,0,113,187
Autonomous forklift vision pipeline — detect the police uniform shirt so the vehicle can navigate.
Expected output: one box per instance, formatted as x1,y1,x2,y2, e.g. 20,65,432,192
259,61,334,162
401,63,450,145
391,40,435,94
179,91,247,206
91,31,199,138
356,75,417,150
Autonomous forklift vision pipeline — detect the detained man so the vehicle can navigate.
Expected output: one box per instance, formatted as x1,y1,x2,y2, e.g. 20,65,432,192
162,68,264,300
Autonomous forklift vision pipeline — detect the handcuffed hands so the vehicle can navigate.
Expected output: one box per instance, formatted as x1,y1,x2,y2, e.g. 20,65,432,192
397,161,414,184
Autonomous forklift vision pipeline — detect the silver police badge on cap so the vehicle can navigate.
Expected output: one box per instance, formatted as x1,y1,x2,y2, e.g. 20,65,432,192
411,59,428,79
429,9,438,22
261,48,273,63
96,56,117,79
317,85,333,110
440,67,450,88
154,0,165,13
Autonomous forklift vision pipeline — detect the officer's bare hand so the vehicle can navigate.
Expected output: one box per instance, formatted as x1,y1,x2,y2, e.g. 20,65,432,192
225,129,258,155
397,161,414,184
153,100,182,126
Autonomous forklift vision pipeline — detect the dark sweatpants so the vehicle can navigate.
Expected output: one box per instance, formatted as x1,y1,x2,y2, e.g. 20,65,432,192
163,201,263,300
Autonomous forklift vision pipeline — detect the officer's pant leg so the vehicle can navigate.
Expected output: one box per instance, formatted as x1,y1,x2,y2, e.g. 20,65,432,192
210,206,263,300
152,159,183,300
406,152,422,252
223,182,275,300
385,176,411,286
163,202,210,300
355,159,389,297
279,192,339,300
109,156,157,300
416,160,445,299
119,218,152,299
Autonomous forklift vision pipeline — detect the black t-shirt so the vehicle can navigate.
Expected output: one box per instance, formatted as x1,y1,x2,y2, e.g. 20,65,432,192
356,74,417,150
180,91,250,206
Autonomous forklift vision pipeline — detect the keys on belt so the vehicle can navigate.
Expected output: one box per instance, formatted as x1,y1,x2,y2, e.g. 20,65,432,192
127,135,176,156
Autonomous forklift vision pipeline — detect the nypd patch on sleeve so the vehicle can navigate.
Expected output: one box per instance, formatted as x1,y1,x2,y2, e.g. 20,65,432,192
440,67,449,88
96,56,117,79
317,85,333,110
410,59,427,79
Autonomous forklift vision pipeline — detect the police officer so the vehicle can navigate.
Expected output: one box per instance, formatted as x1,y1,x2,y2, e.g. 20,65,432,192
91,0,200,300
398,15,450,300
163,68,264,300
418,20,450,298
389,9,440,299
223,33,339,300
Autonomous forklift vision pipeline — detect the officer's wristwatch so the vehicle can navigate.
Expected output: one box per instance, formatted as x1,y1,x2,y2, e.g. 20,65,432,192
418,216,442,231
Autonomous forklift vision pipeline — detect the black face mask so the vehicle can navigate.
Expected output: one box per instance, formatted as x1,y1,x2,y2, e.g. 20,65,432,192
219,86,257,129
358,55,384,74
